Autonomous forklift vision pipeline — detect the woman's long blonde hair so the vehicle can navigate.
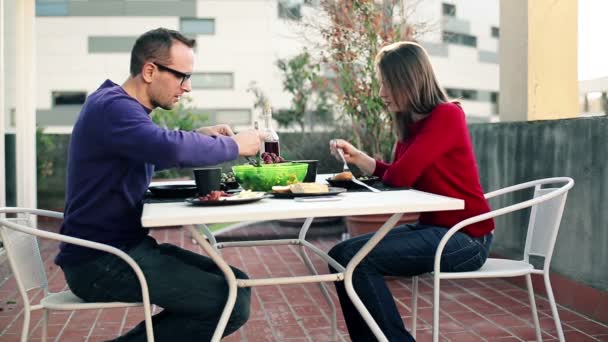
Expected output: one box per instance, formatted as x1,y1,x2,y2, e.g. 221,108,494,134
375,41,447,140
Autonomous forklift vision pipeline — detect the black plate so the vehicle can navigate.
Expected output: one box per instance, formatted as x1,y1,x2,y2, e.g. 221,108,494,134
185,196,265,206
148,185,198,198
271,187,347,199
326,176,380,190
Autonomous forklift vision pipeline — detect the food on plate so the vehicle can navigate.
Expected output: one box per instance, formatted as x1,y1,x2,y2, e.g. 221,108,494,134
332,171,353,181
197,190,264,201
271,185,291,193
227,190,264,200
198,190,229,201
289,183,329,194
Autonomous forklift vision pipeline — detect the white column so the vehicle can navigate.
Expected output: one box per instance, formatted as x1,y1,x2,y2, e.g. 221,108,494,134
0,0,6,209
15,0,37,209
499,0,579,121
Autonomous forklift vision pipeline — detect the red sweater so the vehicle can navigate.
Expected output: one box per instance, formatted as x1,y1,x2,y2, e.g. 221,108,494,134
373,102,494,237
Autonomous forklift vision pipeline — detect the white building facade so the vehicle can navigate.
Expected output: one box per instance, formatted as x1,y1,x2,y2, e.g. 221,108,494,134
3,0,500,134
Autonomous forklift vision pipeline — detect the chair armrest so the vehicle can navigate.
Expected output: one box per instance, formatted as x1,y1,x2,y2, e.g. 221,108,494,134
0,217,153,313
0,207,63,219
433,177,573,274
484,177,572,200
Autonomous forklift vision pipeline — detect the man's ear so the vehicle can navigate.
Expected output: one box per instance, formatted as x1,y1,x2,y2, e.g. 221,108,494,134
141,62,155,84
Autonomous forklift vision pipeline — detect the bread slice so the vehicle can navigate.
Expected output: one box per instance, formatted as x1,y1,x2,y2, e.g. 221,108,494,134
289,183,329,194
271,185,291,193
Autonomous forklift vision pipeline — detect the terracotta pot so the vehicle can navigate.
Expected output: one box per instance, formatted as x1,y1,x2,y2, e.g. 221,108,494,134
345,213,420,238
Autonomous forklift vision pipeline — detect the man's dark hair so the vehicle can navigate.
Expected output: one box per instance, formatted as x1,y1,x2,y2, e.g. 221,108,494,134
129,28,196,77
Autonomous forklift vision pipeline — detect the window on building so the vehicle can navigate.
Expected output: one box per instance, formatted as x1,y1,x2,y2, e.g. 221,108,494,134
36,0,68,16
491,92,499,104
491,26,500,38
445,88,479,101
461,89,478,100
180,18,215,36
442,3,456,17
442,31,477,47
52,91,87,106
445,88,459,98
278,0,303,20
190,73,234,89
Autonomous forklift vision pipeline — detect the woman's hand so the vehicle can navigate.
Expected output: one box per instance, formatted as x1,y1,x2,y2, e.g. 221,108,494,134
329,139,376,175
330,139,361,163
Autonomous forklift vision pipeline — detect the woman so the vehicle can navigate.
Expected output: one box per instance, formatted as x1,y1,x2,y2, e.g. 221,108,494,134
328,41,494,341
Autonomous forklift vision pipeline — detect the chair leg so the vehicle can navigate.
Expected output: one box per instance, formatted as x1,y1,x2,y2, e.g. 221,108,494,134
544,273,565,342
41,309,49,342
525,274,542,342
21,309,30,342
432,275,440,342
411,276,418,339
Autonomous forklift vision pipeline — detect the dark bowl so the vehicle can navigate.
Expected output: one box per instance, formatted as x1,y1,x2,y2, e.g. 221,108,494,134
220,181,240,191
326,176,380,190
289,160,318,183
148,184,198,198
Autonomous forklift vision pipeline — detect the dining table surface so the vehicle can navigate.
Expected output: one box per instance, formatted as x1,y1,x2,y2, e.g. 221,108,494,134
140,174,465,342
142,174,464,227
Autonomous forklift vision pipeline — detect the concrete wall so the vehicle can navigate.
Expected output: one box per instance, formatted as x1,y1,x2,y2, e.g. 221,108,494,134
468,116,607,291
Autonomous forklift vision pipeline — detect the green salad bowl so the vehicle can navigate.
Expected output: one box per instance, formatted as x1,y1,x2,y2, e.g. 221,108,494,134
232,163,308,192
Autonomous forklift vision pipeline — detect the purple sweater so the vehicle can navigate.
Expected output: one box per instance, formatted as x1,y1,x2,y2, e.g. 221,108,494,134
55,80,238,266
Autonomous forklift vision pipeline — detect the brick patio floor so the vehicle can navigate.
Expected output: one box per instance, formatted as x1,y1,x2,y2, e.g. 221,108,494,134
1,220,607,341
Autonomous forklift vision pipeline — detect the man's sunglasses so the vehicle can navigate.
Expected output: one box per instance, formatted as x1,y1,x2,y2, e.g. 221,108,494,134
153,62,192,85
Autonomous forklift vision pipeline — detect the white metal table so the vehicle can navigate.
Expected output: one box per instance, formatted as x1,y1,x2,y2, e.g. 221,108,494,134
141,180,463,342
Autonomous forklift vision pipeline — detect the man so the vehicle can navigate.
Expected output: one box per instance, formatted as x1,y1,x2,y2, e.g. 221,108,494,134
55,28,262,341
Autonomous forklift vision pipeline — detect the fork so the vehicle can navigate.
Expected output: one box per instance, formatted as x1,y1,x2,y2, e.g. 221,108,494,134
336,147,381,193
245,156,261,167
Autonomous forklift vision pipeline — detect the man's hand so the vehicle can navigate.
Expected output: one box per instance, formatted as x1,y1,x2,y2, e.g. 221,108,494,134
232,129,267,156
196,124,234,137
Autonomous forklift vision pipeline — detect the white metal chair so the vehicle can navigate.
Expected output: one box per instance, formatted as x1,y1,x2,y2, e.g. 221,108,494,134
410,177,574,342
0,207,155,342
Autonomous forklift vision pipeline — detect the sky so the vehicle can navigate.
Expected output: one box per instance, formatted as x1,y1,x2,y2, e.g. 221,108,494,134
578,0,608,81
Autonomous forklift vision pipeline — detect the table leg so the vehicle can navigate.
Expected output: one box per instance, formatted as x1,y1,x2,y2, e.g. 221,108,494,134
296,217,338,342
191,224,218,251
185,225,238,342
342,212,404,342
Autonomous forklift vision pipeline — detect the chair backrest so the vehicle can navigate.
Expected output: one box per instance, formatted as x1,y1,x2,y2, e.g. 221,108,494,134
523,183,571,266
0,215,49,295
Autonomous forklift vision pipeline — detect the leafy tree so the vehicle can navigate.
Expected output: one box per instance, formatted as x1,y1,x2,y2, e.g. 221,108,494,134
311,0,422,160
275,49,335,133
247,81,270,117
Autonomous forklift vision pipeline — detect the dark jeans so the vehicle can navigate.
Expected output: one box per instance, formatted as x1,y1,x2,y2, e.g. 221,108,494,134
328,224,493,342
62,236,251,342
